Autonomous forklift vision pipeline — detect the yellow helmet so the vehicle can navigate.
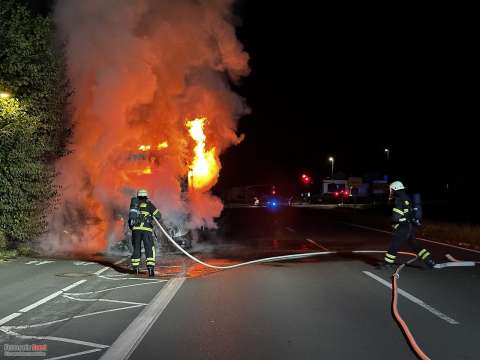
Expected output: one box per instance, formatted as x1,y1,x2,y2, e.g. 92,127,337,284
137,189,148,197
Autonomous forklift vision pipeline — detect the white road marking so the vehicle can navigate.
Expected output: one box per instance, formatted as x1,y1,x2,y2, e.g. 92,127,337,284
61,280,88,293
91,258,126,276
25,260,39,265
19,280,86,313
98,275,161,281
72,305,144,320
63,294,147,306
94,267,111,276
46,348,103,360
65,281,167,296
363,271,459,325
0,279,87,327
6,305,145,330
18,291,63,313
35,260,55,266
347,223,480,255
73,261,94,266
285,227,295,233
102,274,129,277
434,261,475,269
446,254,459,262
305,238,329,251
0,313,21,326
0,327,109,348
100,277,186,360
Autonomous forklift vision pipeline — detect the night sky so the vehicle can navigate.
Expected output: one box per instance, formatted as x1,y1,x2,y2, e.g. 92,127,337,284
22,1,477,200
218,2,476,199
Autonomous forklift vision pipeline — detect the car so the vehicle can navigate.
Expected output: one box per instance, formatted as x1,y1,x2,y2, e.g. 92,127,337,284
158,223,192,250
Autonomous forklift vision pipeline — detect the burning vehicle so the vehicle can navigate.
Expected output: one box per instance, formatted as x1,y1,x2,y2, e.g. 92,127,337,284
48,0,250,255
120,118,219,251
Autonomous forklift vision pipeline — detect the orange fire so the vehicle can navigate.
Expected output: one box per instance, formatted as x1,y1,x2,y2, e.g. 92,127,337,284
186,118,218,190
52,0,250,255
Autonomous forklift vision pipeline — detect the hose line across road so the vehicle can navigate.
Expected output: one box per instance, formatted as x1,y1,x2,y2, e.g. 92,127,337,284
154,218,479,360
392,257,431,360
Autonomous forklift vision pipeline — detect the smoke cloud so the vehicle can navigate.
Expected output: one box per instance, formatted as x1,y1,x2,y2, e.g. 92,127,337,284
43,0,249,254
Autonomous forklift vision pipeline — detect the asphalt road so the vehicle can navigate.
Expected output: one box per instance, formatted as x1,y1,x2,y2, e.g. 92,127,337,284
1,207,479,359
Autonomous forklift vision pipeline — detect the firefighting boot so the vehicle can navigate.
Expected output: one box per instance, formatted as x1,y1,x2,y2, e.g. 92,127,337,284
147,265,155,277
424,257,436,269
132,266,140,275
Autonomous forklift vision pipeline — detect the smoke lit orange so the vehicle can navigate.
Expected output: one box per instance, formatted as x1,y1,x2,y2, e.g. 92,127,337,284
187,118,218,190
50,0,250,254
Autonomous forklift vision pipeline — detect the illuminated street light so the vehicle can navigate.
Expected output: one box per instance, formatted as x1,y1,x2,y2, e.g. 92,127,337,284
0,91,12,99
328,157,334,178
385,148,390,161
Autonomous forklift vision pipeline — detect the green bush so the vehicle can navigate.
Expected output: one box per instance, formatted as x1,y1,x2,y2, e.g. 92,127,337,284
0,0,70,248
0,231,7,250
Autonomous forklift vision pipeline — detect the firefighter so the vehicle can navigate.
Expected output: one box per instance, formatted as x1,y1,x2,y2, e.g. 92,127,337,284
381,181,435,269
128,189,161,277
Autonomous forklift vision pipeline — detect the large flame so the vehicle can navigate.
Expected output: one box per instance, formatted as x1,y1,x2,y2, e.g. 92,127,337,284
186,118,219,190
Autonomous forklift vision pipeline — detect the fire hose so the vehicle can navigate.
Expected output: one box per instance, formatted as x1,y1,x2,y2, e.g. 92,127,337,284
392,256,431,360
153,218,476,359
154,218,418,270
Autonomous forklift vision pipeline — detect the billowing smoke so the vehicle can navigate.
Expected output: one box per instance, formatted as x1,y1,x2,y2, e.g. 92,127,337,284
43,0,249,254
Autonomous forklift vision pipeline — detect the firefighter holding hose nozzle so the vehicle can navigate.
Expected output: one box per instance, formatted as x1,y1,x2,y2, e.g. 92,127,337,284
128,189,161,277
380,181,436,269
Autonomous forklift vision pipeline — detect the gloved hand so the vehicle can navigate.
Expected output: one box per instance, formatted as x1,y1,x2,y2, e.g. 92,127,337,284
413,219,422,226
128,218,135,230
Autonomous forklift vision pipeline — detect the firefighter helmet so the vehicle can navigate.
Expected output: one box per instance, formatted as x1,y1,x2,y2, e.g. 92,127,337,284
137,189,148,197
389,181,405,191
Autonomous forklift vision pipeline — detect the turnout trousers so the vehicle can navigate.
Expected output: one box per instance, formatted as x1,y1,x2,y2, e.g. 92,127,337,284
131,230,156,268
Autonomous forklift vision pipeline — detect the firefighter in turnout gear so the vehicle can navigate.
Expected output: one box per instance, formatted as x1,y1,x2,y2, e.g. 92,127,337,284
382,181,435,269
128,189,161,277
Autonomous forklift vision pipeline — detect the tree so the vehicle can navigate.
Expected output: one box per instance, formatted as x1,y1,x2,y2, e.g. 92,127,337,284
0,0,70,250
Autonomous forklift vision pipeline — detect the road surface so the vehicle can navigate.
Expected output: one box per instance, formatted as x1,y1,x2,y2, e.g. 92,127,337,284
0,207,479,359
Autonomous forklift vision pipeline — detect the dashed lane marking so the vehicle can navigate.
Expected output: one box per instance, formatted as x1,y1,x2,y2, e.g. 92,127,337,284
363,271,459,325
346,223,480,255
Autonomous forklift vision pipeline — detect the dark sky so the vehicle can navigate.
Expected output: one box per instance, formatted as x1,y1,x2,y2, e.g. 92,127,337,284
23,0,477,197
217,2,477,197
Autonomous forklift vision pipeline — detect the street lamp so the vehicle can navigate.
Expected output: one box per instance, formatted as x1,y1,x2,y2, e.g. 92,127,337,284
0,91,12,99
328,157,334,178
384,148,390,161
